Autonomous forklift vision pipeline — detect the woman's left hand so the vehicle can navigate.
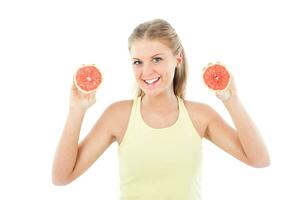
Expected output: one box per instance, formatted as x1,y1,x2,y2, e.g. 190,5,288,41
215,71,238,102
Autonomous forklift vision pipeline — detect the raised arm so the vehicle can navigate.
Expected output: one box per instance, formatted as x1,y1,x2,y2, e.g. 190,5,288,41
52,82,117,186
204,75,270,168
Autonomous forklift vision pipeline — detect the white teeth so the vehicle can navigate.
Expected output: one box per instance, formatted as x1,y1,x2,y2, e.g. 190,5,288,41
144,77,160,84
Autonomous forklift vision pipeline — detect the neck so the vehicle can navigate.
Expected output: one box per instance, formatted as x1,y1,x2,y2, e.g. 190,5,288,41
141,92,178,112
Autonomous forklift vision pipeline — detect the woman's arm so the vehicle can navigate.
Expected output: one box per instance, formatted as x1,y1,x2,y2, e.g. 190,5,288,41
224,95,270,167
204,95,270,168
52,103,119,186
52,82,116,186
52,107,86,185
204,75,270,168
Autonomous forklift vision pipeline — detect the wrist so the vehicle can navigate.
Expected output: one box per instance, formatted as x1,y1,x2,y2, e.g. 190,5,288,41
216,89,237,102
69,105,87,114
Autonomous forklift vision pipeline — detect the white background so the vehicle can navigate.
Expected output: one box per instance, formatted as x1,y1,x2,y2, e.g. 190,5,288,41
0,0,299,199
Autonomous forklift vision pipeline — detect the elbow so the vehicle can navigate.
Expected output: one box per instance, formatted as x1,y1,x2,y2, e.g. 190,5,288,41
251,161,270,168
52,170,73,186
52,175,71,186
52,178,70,186
248,157,271,168
245,149,271,168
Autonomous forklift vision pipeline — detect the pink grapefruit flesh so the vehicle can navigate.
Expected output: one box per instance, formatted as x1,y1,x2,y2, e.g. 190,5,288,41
203,64,230,91
74,65,102,93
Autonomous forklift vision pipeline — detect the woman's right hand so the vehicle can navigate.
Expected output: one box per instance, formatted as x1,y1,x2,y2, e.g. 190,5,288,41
69,80,97,111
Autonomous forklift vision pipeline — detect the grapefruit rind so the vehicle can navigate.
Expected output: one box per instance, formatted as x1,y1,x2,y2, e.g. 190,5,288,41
73,64,102,94
202,62,231,91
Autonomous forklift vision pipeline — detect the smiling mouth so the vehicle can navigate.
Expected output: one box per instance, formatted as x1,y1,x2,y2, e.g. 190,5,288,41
143,77,161,85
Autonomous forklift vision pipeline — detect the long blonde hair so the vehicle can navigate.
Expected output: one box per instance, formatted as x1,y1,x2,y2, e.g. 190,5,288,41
128,19,188,99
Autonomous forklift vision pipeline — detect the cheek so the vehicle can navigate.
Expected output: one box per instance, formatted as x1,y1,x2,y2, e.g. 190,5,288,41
165,66,176,78
132,68,141,77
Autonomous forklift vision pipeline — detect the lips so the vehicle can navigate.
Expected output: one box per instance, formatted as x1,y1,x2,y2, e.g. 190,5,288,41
143,77,161,85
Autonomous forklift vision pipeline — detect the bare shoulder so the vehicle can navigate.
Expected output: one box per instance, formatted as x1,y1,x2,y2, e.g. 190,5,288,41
182,99,215,138
104,99,134,144
105,99,133,117
183,99,214,115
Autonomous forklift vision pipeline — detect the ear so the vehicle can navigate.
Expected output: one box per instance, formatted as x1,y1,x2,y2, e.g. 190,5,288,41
175,50,184,68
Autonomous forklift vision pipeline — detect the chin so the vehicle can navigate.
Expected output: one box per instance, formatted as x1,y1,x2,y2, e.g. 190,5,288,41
141,88,171,98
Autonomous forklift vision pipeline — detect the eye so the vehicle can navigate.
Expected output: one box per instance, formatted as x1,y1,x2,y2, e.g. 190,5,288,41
133,60,142,65
153,57,162,63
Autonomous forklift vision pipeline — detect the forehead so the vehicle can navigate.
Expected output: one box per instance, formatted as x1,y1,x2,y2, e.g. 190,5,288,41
130,40,171,59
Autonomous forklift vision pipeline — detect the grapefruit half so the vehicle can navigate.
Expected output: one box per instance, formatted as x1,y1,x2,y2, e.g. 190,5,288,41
74,64,102,94
202,62,231,91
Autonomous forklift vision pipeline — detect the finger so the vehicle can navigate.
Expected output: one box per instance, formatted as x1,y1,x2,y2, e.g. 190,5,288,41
90,90,97,95
88,93,96,101
72,84,77,91
87,91,97,98
71,80,77,90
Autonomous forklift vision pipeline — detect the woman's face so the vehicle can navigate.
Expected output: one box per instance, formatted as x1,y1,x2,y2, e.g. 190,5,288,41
130,39,182,96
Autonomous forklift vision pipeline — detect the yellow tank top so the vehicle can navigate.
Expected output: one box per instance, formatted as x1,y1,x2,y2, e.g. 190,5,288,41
118,96,203,200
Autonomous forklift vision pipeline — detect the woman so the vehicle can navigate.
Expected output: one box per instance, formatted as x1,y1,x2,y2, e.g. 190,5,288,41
52,18,270,199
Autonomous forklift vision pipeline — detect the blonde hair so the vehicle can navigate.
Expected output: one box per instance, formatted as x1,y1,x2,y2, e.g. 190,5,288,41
128,18,188,99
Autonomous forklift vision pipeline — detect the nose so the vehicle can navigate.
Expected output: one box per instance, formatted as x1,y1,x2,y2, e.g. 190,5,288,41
142,63,155,75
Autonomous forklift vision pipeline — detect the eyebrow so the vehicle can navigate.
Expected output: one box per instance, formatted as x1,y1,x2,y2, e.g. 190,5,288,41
132,53,164,60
